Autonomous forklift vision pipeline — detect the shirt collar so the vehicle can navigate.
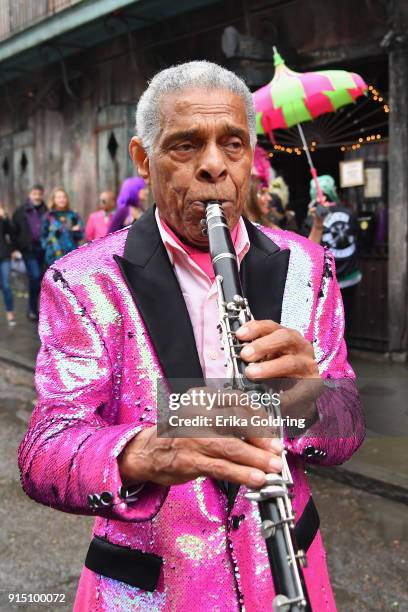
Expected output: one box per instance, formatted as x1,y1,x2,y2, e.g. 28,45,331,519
155,206,250,266
26,200,45,212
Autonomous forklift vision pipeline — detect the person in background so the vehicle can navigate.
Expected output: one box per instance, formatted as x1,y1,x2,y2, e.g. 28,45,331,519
269,177,298,232
244,176,278,228
0,203,17,326
12,184,47,322
107,177,149,233
85,190,116,241
41,187,84,268
301,174,362,335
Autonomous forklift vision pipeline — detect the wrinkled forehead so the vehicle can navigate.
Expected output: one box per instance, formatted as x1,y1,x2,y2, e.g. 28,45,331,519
157,87,249,137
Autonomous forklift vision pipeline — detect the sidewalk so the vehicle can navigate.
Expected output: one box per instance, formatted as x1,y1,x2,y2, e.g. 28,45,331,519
312,356,408,504
1,296,407,503
0,296,40,370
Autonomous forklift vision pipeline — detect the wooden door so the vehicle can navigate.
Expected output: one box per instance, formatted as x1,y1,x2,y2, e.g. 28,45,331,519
12,131,34,207
348,255,388,351
0,136,13,212
96,105,129,196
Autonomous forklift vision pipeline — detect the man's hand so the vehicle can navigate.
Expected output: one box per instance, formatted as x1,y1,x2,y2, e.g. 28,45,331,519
237,320,320,380
309,205,324,230
118,426,283,488
237,320,322,430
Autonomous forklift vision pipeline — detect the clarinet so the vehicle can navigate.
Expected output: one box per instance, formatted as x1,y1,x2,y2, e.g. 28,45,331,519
203,201,309,612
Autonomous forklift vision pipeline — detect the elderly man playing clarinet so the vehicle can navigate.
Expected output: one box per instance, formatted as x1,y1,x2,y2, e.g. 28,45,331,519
19,61,364,611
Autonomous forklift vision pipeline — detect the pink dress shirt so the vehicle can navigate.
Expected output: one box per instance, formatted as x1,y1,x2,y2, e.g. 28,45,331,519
85,209,115,241
155,208,249,380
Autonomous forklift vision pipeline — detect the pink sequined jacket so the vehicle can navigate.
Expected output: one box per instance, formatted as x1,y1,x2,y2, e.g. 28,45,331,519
18,208,365,611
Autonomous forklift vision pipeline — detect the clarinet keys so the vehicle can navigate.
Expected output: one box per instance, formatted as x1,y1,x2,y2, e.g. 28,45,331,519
260,519,276,539
245,472,287,502
295,550,308,569
272,594,292,612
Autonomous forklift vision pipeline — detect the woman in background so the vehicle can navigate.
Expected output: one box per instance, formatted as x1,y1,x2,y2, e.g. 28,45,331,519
108,177,149,233
269,176,298,232
0,203,16,326
41,187,84,268
244,177,278,229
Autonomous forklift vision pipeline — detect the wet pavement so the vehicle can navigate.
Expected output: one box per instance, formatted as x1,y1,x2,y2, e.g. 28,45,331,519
0,364,92,612
0,363,407,611
0,296,40,369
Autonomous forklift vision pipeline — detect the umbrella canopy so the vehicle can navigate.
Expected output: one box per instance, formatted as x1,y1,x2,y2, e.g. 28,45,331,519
254,49,368,137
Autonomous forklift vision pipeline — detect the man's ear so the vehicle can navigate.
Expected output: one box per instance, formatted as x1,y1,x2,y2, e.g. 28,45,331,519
129,137,150,180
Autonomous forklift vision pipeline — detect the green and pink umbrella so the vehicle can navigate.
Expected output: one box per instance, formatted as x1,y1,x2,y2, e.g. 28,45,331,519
253,48,368,203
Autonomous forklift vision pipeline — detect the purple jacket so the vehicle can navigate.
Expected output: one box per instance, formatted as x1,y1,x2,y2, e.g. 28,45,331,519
18,209,364,611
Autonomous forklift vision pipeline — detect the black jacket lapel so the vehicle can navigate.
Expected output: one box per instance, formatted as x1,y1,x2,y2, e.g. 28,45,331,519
241,218,290,324
114,207,204,394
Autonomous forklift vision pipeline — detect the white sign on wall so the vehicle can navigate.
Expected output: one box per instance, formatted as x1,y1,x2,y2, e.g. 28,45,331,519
364,167,383,198
339,160,364,188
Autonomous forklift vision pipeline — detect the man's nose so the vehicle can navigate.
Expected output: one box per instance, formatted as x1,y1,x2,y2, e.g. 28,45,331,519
196,143,227,183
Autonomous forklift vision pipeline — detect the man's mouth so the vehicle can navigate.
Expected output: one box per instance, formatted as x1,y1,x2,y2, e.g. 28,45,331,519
189,201,236,234
190,199,234,212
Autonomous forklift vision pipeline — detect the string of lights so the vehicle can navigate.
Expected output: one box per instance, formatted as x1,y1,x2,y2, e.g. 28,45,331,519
263,84,389,157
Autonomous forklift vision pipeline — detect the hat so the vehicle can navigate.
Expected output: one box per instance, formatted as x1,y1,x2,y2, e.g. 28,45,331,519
309,174,339,203
269,176,289,208
117,177,146,208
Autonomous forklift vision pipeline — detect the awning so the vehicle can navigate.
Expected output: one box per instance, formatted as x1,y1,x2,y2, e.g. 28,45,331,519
0,0,218,84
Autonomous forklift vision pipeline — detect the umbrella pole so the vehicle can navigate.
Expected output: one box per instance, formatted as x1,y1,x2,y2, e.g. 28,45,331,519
296,124,325,206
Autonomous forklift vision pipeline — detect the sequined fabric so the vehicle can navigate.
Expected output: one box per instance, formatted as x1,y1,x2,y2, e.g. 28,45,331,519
18,225,364,611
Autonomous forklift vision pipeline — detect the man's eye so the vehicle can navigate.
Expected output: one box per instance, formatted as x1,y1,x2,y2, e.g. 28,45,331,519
225,140,243,150
174,143,194,152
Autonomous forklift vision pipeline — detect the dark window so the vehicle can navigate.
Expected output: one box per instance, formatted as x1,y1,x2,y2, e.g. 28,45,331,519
2,157,9,175
107,132,119,160
20,151,28,173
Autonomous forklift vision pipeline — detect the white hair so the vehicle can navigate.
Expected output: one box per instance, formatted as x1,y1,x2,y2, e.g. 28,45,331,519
136,60,257,154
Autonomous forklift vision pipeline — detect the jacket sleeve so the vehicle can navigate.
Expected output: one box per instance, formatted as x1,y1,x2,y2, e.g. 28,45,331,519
4,217,17,251
72,212,85,242
108,207,128,233
286,249,365,465
18,268,168,522
85,215,95,242
40,215,50,251
12,208,23,250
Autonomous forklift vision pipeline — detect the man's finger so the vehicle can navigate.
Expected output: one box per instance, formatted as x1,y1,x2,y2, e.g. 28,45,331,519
198,436,283,474
247,437,283,454
245,354,314,380
235,319,280,341
240,328,300,363
198,457,268,488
